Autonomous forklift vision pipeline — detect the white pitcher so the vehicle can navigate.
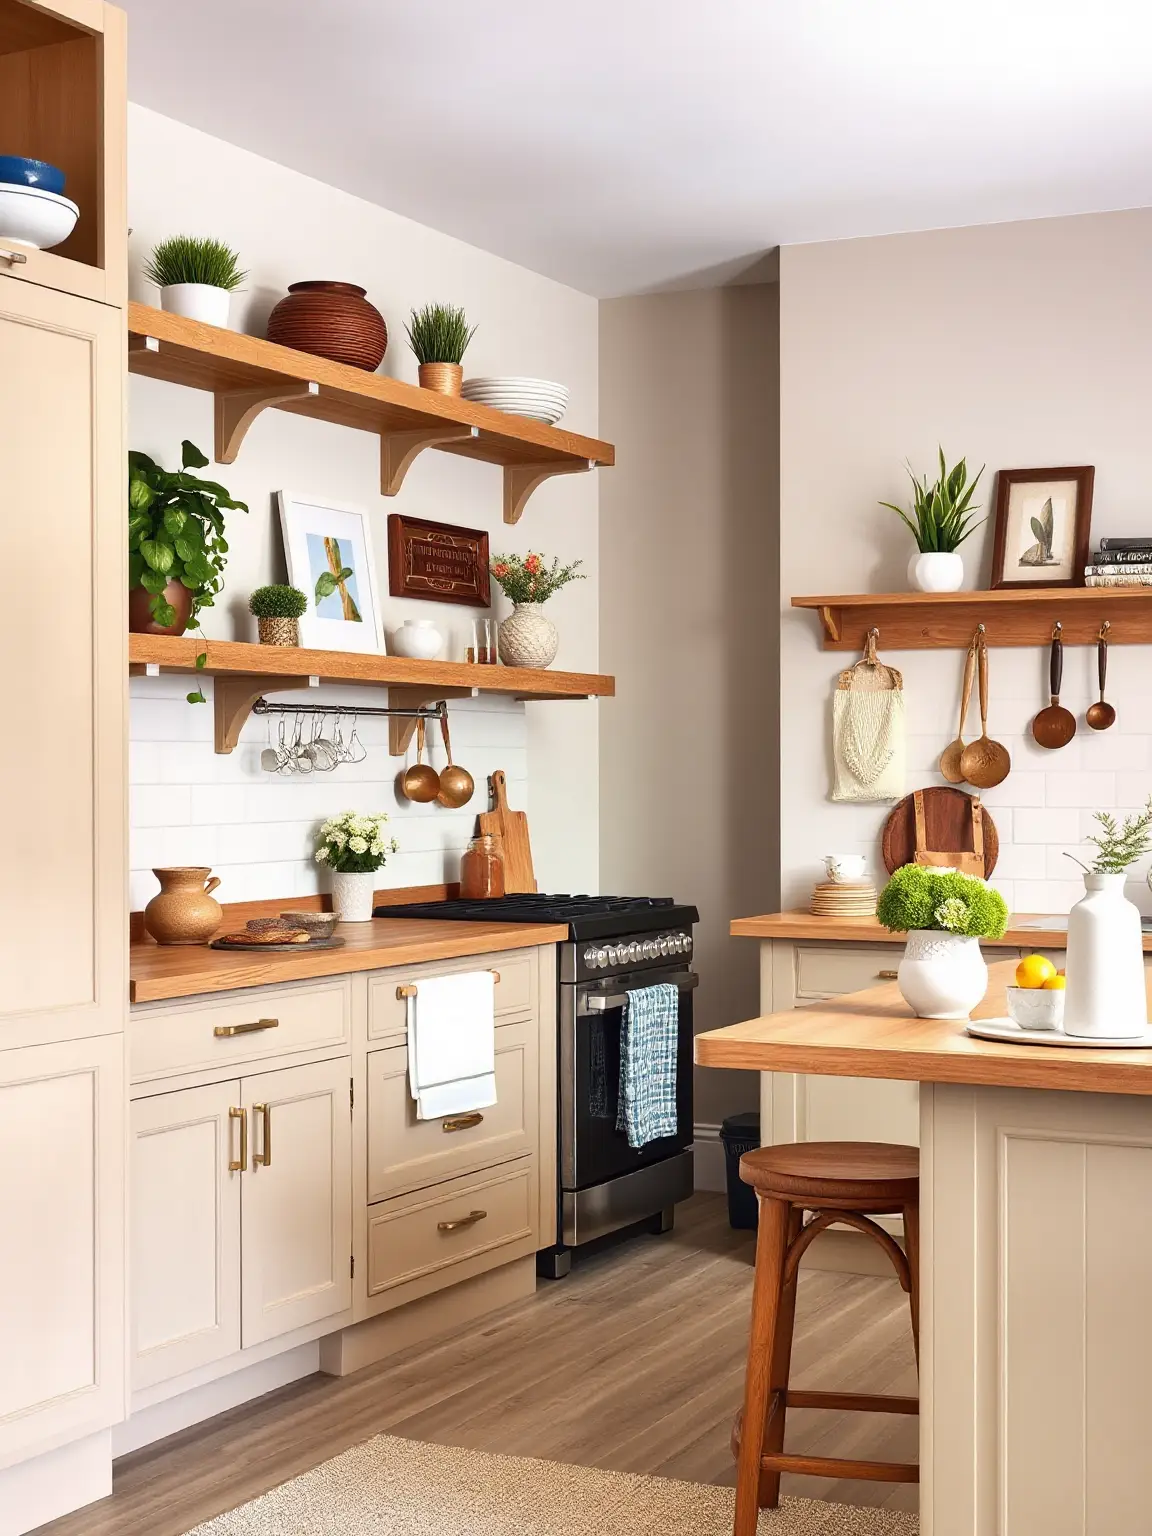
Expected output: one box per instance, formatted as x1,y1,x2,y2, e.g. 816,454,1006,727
1063,873,1147,1038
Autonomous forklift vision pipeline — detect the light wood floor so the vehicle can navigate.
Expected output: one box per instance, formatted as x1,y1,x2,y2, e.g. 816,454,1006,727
38,1194,918,1535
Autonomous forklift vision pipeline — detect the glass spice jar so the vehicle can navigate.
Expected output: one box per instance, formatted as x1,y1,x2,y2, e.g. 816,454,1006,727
460,834,505,899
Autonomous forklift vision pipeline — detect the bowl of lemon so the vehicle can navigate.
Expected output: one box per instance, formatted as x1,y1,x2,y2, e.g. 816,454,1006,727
1006,954,1066,1030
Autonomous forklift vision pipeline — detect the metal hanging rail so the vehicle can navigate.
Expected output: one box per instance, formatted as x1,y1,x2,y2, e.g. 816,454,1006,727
250,698,446,722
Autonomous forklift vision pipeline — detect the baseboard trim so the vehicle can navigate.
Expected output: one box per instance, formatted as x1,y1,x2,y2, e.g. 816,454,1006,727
0,1430,111,1536
801,1228,907,1279
692,1123,726,1193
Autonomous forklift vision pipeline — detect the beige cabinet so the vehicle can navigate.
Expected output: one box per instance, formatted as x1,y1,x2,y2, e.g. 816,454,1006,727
0,1035,124,1468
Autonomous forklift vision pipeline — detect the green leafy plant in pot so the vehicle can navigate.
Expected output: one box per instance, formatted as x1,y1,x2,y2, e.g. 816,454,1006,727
880,449,984,594
878,864,1007,1020
143,235,247,329
406,302,476,396
249,584,307,647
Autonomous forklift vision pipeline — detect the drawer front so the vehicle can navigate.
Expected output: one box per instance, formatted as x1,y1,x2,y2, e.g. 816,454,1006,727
794,944,901,1001
368,947,537,1043
366,1018,537,1202
366,1161,534,1297
130,977,353,1084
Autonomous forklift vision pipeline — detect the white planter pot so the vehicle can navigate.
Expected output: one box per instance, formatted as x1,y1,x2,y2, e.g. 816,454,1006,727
329,869,376,923
1063,873,1147,1038
391,619,444,660
160,282,232,328
908,551,965,593
498,603,558,669
897,929,988,1020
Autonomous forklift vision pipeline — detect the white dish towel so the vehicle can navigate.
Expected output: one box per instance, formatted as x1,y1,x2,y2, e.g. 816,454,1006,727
407,971,497,1121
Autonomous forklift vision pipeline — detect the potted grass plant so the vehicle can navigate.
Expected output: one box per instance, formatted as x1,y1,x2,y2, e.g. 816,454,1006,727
877,864,1008,1019
406,302,476,395
880,449,985,592
143,235,248,328
249,584,307,646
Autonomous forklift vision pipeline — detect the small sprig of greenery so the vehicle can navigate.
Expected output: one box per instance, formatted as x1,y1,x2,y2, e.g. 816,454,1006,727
1065,798,1152,874
314,811,398,874
406,302,476,365
878,864,1008,939
249,584,307,620
143,235,248,292
490,551,585,606
881,449,985,554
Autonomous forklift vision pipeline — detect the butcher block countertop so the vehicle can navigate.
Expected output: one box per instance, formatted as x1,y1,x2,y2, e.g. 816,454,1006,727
696,959,1152,1096
130,917,568,1004
731,909,1152,950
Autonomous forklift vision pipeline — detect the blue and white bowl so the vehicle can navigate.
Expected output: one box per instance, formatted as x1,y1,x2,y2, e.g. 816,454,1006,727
0,184,78,250
0,156,65,194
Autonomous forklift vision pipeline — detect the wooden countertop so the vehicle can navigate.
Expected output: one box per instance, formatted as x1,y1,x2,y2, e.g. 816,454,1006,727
731,910,1152,951
695,959,1152,1096
130,918,568,1004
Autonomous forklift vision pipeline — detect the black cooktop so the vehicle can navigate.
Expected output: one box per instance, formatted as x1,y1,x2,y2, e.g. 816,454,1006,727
377,893,699,941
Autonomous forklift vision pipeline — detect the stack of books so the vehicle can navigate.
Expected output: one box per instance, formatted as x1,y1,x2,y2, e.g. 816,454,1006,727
1085,539,1152,587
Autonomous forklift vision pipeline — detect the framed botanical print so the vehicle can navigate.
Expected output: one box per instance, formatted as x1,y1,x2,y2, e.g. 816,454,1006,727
276,491,384,653
989,466,1095,589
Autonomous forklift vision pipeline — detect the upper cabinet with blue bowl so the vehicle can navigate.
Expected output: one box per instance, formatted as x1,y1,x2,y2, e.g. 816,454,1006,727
0,0,126,305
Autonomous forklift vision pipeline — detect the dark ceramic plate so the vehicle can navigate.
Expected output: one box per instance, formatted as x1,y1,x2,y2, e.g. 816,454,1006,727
210,935,347,953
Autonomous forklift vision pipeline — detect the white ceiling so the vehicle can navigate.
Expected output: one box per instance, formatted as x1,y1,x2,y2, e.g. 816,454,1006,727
123,0,1152,296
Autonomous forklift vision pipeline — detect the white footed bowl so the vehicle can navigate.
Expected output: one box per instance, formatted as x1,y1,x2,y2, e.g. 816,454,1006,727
1006,986,1065,1031
0,184,78,250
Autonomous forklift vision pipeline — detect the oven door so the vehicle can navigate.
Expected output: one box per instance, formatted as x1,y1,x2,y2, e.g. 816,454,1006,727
560,967,697,1191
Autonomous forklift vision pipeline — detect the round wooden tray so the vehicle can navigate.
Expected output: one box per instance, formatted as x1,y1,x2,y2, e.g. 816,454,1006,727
881,785,999,877
210,935,346,953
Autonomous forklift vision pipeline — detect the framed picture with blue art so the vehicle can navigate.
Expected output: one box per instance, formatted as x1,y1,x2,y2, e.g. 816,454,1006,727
276,492,384,653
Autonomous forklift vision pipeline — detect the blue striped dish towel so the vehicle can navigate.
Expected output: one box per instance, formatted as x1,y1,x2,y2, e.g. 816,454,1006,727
616,982,679,1148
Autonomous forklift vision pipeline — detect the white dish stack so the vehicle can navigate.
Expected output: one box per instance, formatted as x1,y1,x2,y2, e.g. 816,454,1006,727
461,376,570,425
0,187,78,250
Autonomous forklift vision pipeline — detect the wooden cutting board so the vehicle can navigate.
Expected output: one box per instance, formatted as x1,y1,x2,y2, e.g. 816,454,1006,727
477,769,536,893
881,785,999,878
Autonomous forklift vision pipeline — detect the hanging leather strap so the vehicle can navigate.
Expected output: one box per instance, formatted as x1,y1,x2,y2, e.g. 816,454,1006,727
912,789,985,876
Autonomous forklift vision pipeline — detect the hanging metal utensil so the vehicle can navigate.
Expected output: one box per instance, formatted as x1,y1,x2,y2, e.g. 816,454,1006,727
940,637,977,784
959,631,1011,788
1085,622,1117,731
398,716,440,802
436,705,475,808
1032,623,1077,750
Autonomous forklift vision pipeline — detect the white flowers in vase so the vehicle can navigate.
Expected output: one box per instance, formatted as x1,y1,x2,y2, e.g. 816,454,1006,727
315,811,399,923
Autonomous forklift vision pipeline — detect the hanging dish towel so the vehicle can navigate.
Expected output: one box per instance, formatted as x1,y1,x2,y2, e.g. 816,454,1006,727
406,971,497,1121
831,634,906,803
616,983,679,1149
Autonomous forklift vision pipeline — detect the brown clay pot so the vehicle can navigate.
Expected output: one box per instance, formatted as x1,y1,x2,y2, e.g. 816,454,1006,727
258,616,300,646
418,362,463,396
129,580,193,636
144,867,222,945
266,281,388,371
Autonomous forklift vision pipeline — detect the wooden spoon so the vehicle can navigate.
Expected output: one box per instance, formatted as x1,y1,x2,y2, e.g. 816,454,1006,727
1086,624,1116,731
436,706,475,808
398,716,440,802
940,639,977,783
959,634,1011,787
1032,626,1077,750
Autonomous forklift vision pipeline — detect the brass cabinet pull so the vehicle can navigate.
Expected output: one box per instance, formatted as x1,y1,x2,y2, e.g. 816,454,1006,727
254,1103,272,1166
214,1017,279,1038
442,1112,484,1134
0,247,28,266
877,970,899,980
396,970,501,1001
228,1106,248,1172
437,1209,487,1233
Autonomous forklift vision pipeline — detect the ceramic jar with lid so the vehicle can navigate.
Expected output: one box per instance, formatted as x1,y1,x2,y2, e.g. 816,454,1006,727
460,835,505,900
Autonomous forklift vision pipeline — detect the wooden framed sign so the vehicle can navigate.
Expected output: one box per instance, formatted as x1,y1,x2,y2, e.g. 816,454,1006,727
387,514,491,606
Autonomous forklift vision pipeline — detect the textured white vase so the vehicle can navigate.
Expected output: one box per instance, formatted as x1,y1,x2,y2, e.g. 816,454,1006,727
498,603,558,668
329,869,376,923
391,619,444,660
160,282,232,327
1063,873,1147,1038
908,551,964,592
897,930,988,1020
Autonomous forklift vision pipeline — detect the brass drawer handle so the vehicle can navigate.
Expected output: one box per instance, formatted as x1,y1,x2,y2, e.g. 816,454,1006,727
228,1106,247,1172
397,970,500,1001
437,1209,487,1233
214,1017,279,1038
877,970,899,980
254,1103,272,1166
0,247,28,266
442,1112,484,1133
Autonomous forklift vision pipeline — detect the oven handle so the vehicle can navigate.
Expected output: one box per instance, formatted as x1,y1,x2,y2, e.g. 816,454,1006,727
581,972,699,1013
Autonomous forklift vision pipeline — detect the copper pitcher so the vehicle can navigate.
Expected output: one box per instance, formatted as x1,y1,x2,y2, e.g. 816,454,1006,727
144,866,223,946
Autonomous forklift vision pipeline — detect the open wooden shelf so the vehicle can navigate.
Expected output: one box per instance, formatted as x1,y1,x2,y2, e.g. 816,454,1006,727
792,587,1152,650
127,303,613,523
129,633,614,755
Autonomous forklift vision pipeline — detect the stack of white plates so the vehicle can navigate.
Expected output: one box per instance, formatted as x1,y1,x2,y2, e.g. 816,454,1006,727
461,376,569,425
810,880,878,917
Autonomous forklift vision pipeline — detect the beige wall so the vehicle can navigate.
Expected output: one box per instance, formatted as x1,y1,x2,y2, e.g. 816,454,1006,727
780,209,1152,915
599,285,780,1128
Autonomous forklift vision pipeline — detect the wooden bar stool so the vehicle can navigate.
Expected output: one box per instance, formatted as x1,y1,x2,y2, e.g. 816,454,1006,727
731,1141,920,1536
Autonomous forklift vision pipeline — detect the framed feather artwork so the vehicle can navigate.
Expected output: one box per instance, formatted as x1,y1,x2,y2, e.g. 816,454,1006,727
989,465,1095,589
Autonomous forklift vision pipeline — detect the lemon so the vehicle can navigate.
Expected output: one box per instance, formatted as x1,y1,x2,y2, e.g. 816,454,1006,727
1015,955,1056,989
1042,974,1067,990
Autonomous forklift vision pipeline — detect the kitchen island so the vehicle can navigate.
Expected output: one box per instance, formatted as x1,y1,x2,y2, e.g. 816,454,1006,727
697,958,1152,1536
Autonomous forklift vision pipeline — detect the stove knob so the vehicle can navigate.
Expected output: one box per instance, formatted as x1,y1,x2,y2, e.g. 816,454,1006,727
677,933,689,953
658,936,671,955
627,942,641,962
583,948,599,968
643,940,658,958
605,945,619,965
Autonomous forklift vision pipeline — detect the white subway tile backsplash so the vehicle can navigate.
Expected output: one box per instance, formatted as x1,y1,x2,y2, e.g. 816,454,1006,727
1044,772,1116,808
132,784,191,828
1012,879,1087,914
1114,772,1152,811
1013,808,1082,844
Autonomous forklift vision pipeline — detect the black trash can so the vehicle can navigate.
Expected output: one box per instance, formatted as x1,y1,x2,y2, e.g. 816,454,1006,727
720,1111,762,1229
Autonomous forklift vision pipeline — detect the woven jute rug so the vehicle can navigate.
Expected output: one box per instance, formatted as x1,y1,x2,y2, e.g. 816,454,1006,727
187,1434,918,1534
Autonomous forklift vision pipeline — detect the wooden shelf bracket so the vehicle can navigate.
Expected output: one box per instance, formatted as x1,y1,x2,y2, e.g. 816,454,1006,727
387,686,478,755
213,673,317,754
380,425,479,496
503,459,595,525
214,381,320,464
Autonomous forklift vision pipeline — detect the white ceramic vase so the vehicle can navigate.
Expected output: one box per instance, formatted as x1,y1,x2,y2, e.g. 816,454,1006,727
391,619,444,660
908,551,964,593
498,603,558,669
329,868,376,923
160,282,232,328
897,929,988,1020
1063,873,1147,1038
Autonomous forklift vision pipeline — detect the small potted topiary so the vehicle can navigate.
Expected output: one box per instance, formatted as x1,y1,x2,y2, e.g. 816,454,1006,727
406,302,476,395
877,864,1008,1020
249,584,308,646
142,234,247,328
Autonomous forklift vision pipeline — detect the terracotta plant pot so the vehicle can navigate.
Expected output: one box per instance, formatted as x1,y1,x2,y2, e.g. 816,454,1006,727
257,616,300,646
266,281,387,371
419,362,463,396
144,867,222,945
128,580,193,636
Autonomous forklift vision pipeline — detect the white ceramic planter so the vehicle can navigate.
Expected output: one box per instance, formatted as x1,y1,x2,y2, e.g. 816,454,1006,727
1063,873,1147,1038
329,868,376,923
498,603,558,669
160,282,232,328
908,551,964,593
897,929,988,1020
391,619,444,660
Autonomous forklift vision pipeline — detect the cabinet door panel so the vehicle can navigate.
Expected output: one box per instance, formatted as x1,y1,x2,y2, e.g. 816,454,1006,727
241,1059,352,1347
130,1083,241,1390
